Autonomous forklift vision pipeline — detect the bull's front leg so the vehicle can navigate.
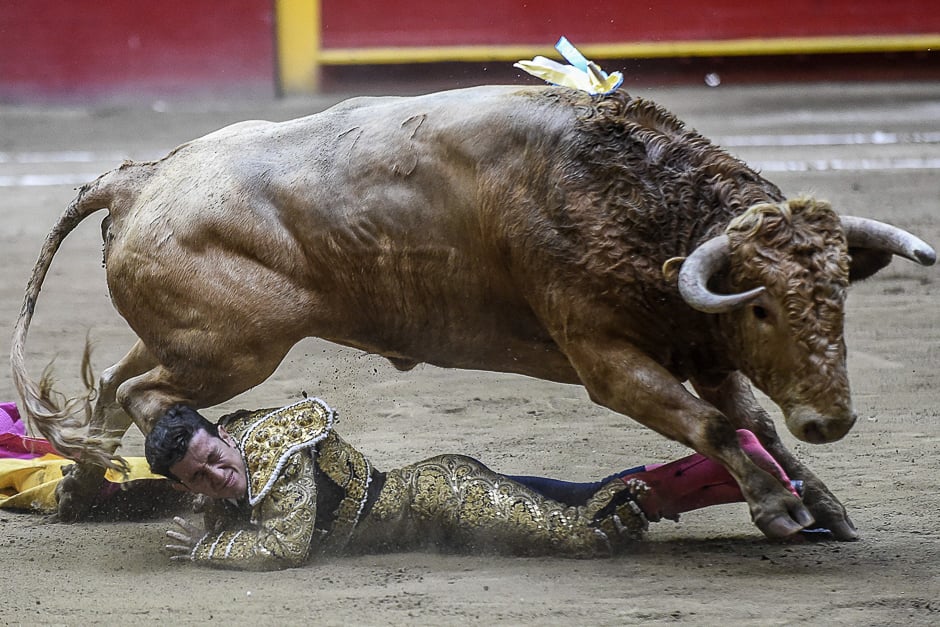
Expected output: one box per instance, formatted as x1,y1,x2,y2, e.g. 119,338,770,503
692,372,858,541
564,338,814,539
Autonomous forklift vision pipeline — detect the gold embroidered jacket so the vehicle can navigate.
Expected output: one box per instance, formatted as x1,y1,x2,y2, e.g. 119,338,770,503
188,398,648,570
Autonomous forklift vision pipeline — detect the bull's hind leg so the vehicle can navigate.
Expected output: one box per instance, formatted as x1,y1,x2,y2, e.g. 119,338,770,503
115,337,296,438
692,372,858,540
56,340,157,521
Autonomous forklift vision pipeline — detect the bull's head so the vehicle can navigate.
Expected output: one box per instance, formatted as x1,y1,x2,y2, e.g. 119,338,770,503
676,197,936,444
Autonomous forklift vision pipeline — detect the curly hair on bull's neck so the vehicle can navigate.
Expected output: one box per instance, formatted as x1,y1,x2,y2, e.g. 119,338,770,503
492,88,791,311
561,90,785,258
144,405,220,481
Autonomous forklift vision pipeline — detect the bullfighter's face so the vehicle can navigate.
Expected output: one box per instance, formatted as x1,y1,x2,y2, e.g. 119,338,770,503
169,426,248,499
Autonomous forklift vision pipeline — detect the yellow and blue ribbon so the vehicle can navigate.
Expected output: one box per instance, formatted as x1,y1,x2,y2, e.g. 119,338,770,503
515,36,623,95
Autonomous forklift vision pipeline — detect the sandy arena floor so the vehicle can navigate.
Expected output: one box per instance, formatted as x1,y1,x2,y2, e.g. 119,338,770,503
1,81,938,625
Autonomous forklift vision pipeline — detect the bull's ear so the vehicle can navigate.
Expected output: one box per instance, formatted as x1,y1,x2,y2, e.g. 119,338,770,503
662,256,685,283
848,247,893,283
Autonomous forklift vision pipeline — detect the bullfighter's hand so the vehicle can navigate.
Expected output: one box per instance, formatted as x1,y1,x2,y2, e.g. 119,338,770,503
165,516,202,560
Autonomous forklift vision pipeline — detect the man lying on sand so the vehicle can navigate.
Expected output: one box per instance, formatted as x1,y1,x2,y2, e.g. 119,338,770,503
145,397,799,571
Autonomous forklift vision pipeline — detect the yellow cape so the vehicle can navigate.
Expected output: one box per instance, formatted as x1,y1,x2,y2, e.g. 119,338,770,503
0,455,164,513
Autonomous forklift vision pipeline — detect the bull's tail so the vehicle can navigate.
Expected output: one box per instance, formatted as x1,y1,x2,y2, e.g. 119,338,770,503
10,169,129,469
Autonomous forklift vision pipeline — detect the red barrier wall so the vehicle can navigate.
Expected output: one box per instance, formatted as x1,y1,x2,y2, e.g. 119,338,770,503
321,0,938,48
1,1,936,101
0,0,274,102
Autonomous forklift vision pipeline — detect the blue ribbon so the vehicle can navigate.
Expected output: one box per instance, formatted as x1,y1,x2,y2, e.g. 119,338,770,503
555,36,590,73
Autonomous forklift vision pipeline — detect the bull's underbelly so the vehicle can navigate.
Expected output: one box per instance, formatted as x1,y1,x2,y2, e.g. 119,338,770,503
305,284,582,384
108,239,582,386
328,329,580,383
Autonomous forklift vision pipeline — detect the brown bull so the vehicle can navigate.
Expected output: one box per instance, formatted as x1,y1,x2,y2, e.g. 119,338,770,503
11,85,935,539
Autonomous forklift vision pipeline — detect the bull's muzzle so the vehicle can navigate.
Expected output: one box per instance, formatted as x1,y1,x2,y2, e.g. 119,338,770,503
785,405,857,444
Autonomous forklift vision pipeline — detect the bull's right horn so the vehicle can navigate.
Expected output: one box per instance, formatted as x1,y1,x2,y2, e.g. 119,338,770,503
840,215,937,266
678,235,765,314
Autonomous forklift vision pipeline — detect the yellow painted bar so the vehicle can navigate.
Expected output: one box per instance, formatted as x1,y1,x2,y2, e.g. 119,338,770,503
314,34,940,66
274,7,938,92
275,0,320,94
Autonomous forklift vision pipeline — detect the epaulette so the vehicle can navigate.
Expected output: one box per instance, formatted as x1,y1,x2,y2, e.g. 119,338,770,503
228,398,335,505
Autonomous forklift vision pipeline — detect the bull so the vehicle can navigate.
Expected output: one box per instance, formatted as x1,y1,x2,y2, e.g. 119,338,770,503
11,85,935,538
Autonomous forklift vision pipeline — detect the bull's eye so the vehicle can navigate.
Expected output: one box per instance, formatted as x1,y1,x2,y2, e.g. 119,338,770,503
752,305,769,320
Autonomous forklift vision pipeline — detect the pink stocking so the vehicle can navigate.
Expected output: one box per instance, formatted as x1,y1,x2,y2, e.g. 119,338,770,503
624,429,796,521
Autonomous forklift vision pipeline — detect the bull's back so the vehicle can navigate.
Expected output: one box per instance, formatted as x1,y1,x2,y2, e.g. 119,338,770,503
122,85,574,258
103,86,584,378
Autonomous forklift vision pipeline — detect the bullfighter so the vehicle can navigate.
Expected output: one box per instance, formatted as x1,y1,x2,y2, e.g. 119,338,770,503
146,397,799,570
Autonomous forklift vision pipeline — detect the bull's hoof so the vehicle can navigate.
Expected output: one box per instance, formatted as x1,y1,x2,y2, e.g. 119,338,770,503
754,496,816,540
756,498,859,542
54,463,106,522
831,521,859,541
798,524,860,542
800,481,859,541
803,513,859,541
760,514,810,539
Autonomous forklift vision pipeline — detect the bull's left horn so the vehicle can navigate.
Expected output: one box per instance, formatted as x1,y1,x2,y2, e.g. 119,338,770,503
678,235,765,313
841,215,937,266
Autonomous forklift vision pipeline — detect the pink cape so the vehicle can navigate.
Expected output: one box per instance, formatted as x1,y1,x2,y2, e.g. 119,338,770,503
0,402,58,459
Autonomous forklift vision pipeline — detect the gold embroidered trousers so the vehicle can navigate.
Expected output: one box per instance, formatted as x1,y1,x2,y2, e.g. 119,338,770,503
351,454,647,558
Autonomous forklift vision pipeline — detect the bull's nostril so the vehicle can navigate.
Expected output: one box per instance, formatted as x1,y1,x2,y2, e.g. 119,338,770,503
802,422,826,444
788,406,856,444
